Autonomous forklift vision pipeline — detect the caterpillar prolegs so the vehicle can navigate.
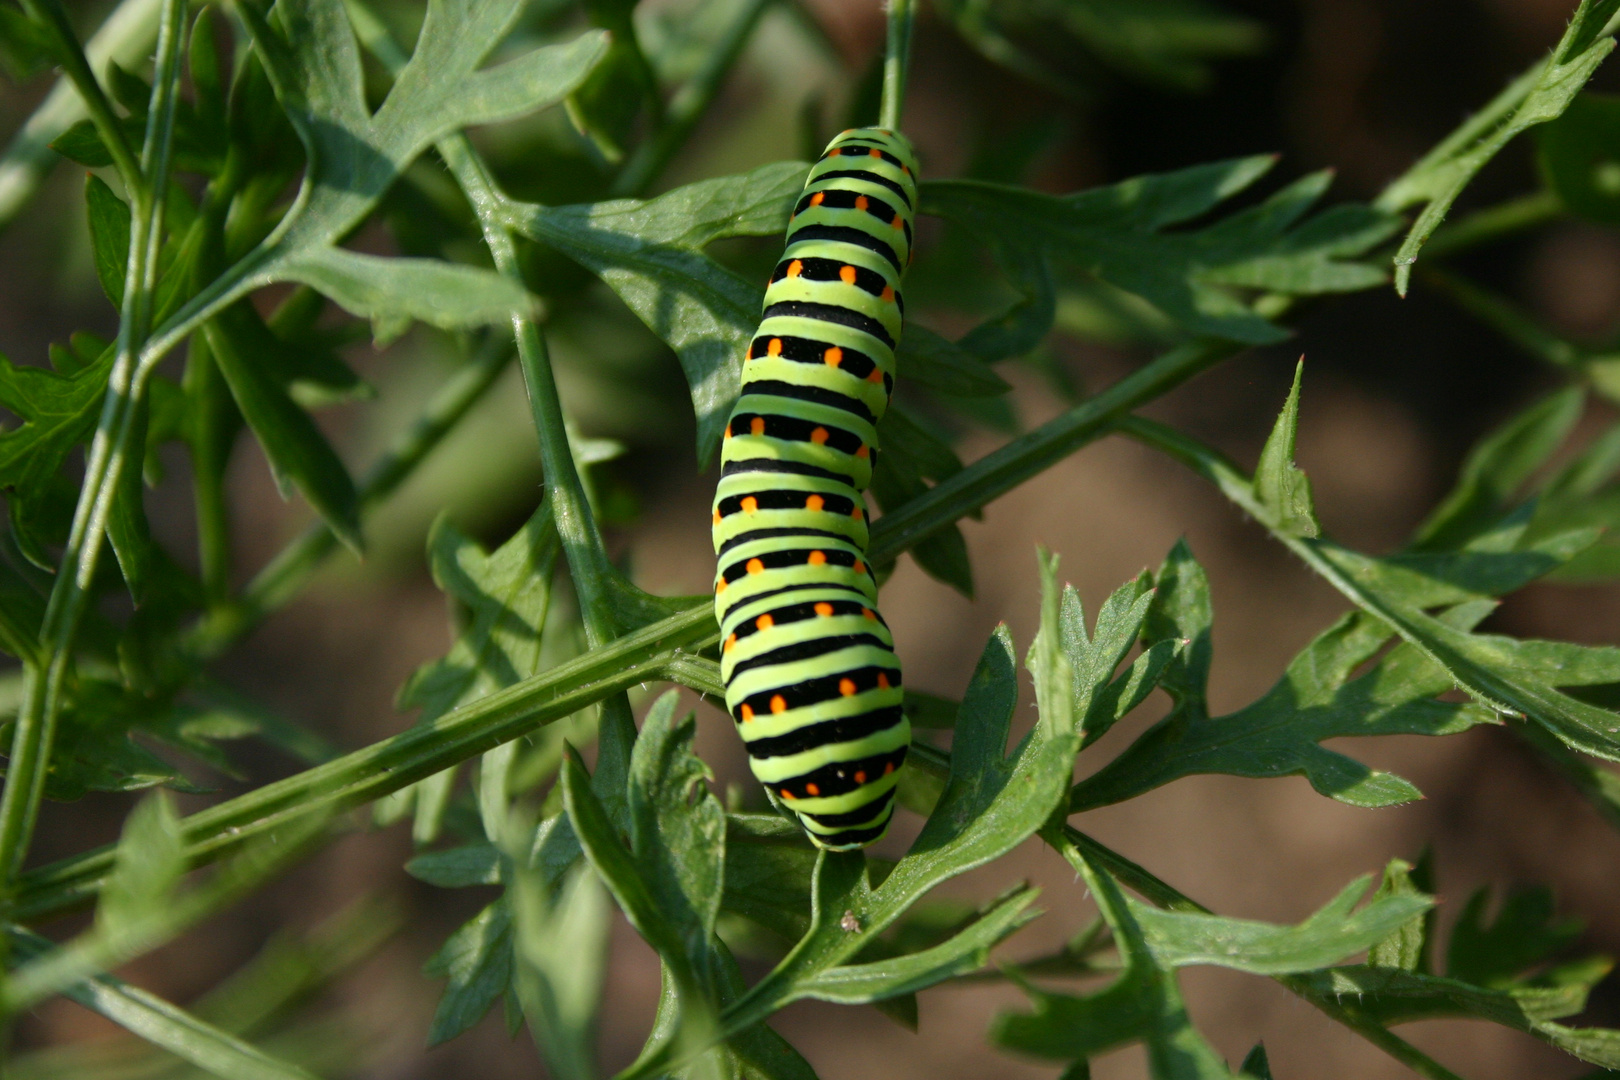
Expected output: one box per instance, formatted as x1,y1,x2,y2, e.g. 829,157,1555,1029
712,128,919,850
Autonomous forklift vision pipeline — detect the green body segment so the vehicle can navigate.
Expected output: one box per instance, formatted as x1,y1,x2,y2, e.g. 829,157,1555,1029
712,127,919,849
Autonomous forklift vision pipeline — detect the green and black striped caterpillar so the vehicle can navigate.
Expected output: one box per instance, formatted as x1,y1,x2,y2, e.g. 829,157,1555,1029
712,127,919,850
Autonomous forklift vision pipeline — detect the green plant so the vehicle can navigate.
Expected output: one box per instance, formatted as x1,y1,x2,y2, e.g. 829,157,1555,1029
0,0,1619,1076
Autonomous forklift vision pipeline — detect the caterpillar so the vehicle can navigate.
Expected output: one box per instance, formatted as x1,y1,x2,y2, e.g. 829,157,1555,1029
712,127,919,851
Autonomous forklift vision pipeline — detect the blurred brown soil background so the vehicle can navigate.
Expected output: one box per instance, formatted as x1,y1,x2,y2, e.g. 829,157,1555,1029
6,0,1620,1077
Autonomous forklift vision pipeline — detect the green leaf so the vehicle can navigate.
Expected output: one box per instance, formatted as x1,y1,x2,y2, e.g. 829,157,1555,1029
0,345,114,568
1412,385,1586,552
1239,1044,1272,1080
508,161,807,462
1072,602,1497,811
1367,857,1434,973
229,0,608,332
85,174,132,307
1289,964,1620,1069
1538,92,1620,226
511,861,612,1080
1379,0,1620,293
49,119,116,167
1253,360,1319,539
1128,873,1433,975
424,898,514,1046
1446,884,1584,988
96,792,186,942
406,841,503,888
0,3,51,81
895,325,1013,397
204,303,363,550
1059,570,1159,747
925,160,1397,345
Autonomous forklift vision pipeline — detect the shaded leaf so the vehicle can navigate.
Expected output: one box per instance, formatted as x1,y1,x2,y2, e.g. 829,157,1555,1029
1253,360,1319,539
1538,91,1620,226
511,860,612,1080
97,792,185,942
424,899,513,1046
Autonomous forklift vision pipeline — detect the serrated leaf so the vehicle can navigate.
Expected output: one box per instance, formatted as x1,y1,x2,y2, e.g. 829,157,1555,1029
925,160,1397,346
1447,884,1584,988
1538,92,1620,226
85,175,131,306
511,860,611,1080
424,898,513,1045
508,161,807,463
406,841,503,888
1367,858,1433,973
203,303,362,550
1253,360,1319,539
1290,964,1620,1069
1379,0,1620,292
97,792,185,942
1412,385,1586,552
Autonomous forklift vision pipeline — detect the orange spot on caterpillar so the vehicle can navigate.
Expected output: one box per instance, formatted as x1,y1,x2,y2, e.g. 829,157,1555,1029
901,163,911,175
881,286,895,302
856,445,870,459
878,673,891,689
724,633,736,652
746,558,764,575
713,509,722,525
805,783,820,796
884,762,895,775
750,418,765,436
852,504,864,519
866,368,884,384
839,678,857,696
855,195,869,211
811,426,829,445
854,560,866,574
869,148,882,158
787,259,803,277
891,214,903,229
862,607,876,620
768,338,783,356
854,771,866,784
740,704,754,721
770,694,787,714
815,602,834,617
824,346,843,367
780,788,796,799
741,496,758,513
806,494,825,512
808,550,827,566
756,614,774,631
716,579,727,593
839,265,857,285
828,148,842,157
811,191,826,205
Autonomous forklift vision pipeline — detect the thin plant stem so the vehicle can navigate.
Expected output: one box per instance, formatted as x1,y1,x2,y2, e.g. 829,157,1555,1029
608,0,773,197
879,0,915,130
0,0,187,897
1418,189,1561,261
0,0,163,230
10,0,143,192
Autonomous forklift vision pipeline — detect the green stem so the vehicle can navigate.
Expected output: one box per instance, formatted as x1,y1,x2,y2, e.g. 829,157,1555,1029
878,0,915,130
0,0,163,231
867,338,1233,564
0,0,187,896
608,0,773,197
13,603,717,922
11,0,143,192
